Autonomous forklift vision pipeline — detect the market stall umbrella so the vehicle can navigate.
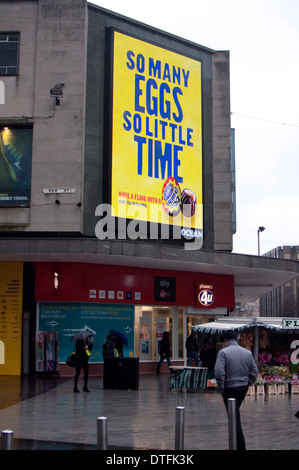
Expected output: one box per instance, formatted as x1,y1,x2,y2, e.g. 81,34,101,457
71,331,93,342
109,329,128,346
192,317,299,335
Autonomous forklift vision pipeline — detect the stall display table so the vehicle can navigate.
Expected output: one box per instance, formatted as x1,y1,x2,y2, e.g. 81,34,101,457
170,366,208,391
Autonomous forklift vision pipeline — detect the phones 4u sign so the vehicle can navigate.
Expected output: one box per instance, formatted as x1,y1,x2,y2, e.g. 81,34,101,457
197,283,214,307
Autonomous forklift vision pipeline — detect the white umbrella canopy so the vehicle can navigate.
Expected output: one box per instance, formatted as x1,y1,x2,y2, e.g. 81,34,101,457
192,317,299,335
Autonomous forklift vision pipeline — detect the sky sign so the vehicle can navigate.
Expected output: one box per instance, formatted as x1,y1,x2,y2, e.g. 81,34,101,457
110,30,203,242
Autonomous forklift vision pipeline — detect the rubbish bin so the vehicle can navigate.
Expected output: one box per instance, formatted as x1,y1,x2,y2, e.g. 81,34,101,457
104,357,139,390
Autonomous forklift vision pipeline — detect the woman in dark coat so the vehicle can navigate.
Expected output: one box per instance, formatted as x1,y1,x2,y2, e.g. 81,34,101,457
73,336,93,392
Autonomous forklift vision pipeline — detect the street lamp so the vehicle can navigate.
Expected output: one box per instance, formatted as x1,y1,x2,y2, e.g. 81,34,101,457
257,226,265,255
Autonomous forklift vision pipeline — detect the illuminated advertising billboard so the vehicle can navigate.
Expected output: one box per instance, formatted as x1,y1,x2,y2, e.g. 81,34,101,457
110,30,203,244
0,127,32,207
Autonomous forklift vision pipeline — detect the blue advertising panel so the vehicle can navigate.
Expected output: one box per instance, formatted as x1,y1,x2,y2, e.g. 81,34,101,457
38,302,134,363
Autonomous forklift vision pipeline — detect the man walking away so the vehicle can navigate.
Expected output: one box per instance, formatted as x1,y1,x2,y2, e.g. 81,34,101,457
214,330,258,450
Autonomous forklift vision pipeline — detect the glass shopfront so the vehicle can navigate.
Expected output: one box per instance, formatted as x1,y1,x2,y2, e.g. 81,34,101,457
134,306,222,362
135,306,184,361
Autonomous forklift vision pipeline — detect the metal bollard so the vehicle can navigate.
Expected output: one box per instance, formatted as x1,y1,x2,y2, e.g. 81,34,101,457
97,417,108,450
227,398,237,450
175,406,185,450
1,430,14,450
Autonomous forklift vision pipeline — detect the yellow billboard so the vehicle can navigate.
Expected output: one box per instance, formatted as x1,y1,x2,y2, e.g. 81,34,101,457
111,31,203,238
0,262,23,375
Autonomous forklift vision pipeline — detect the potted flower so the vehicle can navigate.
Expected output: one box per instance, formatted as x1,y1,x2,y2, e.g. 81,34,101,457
255,376,265,394
265,377,278,394
276,377,285,394
290,375,299,394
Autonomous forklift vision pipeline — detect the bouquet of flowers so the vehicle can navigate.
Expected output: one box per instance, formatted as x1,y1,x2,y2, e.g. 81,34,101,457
265,377,279,386
274,351,289,365
291,375,299,385
255,375,265,386
258,352,272,363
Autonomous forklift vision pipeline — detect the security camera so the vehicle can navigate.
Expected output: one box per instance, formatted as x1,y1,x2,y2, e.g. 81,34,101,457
50,83,64,105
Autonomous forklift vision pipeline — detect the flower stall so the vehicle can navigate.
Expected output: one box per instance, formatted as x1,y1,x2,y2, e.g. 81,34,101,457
193,317,299,393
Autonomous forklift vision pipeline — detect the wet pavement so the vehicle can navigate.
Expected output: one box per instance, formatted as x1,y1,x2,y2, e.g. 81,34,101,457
0,373,298,451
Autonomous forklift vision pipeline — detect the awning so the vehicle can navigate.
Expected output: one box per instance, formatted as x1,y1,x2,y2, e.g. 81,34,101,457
1,239,299,302
192,317,299,335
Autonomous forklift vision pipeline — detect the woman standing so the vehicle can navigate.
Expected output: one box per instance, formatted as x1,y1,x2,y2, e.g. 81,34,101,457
73,335,93,392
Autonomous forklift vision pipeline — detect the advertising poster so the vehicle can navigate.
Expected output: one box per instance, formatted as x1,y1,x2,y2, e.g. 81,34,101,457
0,127,33,207
139,316,151,360
111,31,203,239
0,262,23,375
38,302,134,362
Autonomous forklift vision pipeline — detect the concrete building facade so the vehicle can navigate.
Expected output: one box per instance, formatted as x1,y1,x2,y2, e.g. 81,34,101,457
260,246,299,317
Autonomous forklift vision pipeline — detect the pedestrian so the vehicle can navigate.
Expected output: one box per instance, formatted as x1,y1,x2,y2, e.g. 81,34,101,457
73,335,93,393
102,334,115,358
113,334,124,357
185,331,200,366
156,331,171,373
214,330,258,450
200,340,216,378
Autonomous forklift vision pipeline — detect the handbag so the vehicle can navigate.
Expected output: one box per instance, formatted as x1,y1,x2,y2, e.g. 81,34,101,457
66,351,77,368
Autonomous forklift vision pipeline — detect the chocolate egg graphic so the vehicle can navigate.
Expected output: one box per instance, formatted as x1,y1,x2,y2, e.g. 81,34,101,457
162,177,182,217
181,189,197,217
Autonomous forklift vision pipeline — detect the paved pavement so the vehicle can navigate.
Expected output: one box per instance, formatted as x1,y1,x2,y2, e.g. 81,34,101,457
0,373,298,451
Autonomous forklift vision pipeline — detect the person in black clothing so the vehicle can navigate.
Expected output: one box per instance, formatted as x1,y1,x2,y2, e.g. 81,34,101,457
156,331,171,373
102,334,115,358
186,331,200,366
114,335,124,357
200,341,216,378
73,336,93,392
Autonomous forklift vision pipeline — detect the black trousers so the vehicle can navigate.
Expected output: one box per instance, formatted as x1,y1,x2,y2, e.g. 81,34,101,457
74,363,89,389
222,385,248,450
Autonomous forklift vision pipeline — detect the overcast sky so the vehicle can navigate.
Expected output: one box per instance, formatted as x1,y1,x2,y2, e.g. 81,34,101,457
91,0,299,256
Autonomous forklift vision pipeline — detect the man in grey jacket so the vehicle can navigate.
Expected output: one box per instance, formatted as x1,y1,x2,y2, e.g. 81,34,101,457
215,330,258,450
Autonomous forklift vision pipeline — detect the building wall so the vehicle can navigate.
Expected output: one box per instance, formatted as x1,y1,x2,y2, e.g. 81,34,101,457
0,0,87,231
0,0,233,251
212,51,233,250
260,246,299,317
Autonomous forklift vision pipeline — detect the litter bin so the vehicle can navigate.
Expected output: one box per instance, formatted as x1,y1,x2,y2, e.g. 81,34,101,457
104,357,139,390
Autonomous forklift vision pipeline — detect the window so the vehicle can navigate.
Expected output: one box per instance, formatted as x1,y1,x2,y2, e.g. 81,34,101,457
0,32,19,76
